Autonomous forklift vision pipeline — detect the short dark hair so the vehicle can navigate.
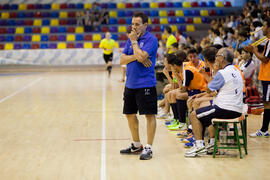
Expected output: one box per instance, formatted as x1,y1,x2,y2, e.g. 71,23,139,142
133,12,148,24
187,48,197,55
239,48,253,56
166,52,185,67
165,26,172,34
201,47,218,63
213,29,220,36
265,17,270,28
221,49,234,63
171,42,178,49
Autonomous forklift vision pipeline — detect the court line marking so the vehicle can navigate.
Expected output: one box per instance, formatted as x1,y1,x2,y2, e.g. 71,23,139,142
73,138,130,141
101,73,106,180
0,77,43,104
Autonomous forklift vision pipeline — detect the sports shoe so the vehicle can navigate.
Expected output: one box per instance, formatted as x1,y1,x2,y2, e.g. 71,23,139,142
185,145,206,157
139,147,153,160
120,143,143,154
249,130,269,138
180,134,194,143
184,140,195,148
157,111,171,119
165,118,177,125
205,143,214,154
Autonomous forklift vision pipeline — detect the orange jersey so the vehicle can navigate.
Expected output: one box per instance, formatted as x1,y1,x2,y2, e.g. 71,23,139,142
259,39,270,81
235,64,247,94
185,60,205,70
183,65,207,91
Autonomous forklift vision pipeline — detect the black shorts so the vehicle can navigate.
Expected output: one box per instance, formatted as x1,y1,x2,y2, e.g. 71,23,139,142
262,81,270,102
103,53,113,63
196,103,242,127
123,87,157,115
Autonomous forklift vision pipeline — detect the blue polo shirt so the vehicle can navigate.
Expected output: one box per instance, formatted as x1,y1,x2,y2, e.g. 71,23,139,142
122,31,158,89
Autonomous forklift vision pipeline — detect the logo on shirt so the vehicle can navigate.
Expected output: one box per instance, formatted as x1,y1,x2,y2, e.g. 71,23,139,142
144,89,150,95
139,42,144,48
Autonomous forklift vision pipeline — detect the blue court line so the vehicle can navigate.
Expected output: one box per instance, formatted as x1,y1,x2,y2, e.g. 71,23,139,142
0,72,43,77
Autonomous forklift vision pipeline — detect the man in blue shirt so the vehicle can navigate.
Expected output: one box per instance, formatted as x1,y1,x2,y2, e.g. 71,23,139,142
119,12,158,160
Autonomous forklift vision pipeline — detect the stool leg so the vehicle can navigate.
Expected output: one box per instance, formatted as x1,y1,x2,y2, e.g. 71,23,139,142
240,121,248,155
234,123,242,159
213,123,219,158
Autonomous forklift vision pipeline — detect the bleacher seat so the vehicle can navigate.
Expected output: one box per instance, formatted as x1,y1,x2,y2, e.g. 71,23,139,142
166,2,174,8
186,25,195,32
68,12,76,18
67,19,76,25
160,18,168,24
60,3,68,9
0,44,4,50
67,43,75,48
184,10,192,16
150,10,158,17
58,27,66,33
178,25,186,32
215,1,224,7
6,36,14,42
185,18,193,24
41,27,50,34
183,2,191,8
118,11,125,17
17,20,25,26
42,19,50,26
119,42,126,48
41,35,49,41
168,18,177,24
57,43,66,49
35,4,42,9
155,34,162,41
33,27,41,33
3,4,10,10
111,34,118,40
217,10,224,16
1,12,9,19
158,2,166,8
0,20,8,26
84,42,93,48
51,12,59,18
0,28,7,34
8,20,16,26
125,11,133,17
126,3,133,8
150,2,158,8
58,35,66,41
10,12,18,18
152,18,160,24
7,28,15,34
126,18,132,25
40,44,48,49
176,10,184,17
109,18,118,25
101,27,109,32
76,3,84,9
16,27,24,34
19,4,27,10
76,43,83,48
209,10,217,16
49,35,58,41
27,4,35,10
84,3,92,9
34,19,42,26
200,10,209,16
76,34,84,41
119,34,128,41
50,27,58,33
67,4,75,9
14,44,22,49
50,19,59,26
59,20,67,25
133,2,141,8
171,25,178,32
23,44,31,49
142,2,150,8
191,2,199,7
93,43,99,48
48,43,57,49
144,11,150,16
168,11,175,16
118,19,126,24
75,27,84,33
200,2,207,7
152,26,161,32
0,36,4,42
5,43,13,50
11,4,18,10
109,11,117,18
224,1,232,7
32,35,41,42
31,43,39,49
194,17,202,24
67,27,75,33
41,12,50,18
192,10,200,16
23,36,31,42
59,12,68,18
159,10,167,17
118,26,127,33
17,12,25,18
108,3,116,9
174,2,182,8
84,34,92,41
160,25,165,32
207,1,215,7
67,34,75,41
148,19,152,25
93,34,101,41
42,4,51,9
202,17,211,23
117,3,125,9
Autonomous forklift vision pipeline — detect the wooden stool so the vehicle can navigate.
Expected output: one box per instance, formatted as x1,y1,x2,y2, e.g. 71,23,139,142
211,114,248,159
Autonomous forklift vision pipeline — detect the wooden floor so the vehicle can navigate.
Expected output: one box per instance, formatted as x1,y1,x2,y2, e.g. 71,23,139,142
0,69,269,180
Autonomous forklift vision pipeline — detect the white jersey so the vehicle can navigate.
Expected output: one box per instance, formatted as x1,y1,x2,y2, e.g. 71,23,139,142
209,65,243,113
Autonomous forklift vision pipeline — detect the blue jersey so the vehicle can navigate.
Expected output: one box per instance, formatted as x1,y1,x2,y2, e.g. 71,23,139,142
122,31,158,89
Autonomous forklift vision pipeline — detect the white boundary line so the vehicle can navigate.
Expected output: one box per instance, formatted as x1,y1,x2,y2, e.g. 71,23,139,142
0,78,43,104
101,73,106,180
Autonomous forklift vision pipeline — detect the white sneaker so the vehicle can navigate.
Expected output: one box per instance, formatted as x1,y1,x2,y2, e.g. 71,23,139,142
185,145,206,157
249,130,269,138
157,112,171,119
205,143,214,154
